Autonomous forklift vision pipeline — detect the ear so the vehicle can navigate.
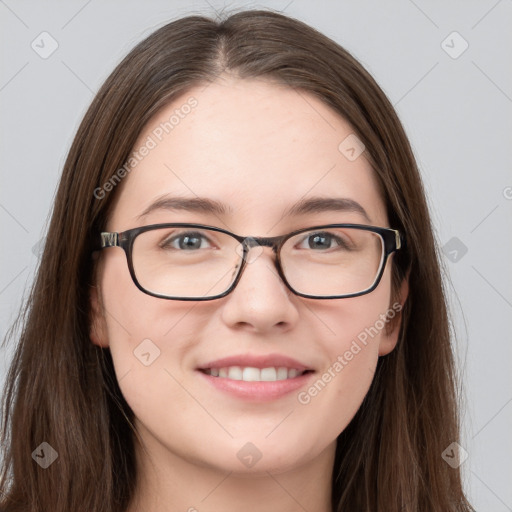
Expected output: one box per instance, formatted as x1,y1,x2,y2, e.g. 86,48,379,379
378,275,409,356
89,257,109,348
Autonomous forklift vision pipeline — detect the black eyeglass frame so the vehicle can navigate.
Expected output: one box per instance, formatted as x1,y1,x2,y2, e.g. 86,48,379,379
99,223,403,301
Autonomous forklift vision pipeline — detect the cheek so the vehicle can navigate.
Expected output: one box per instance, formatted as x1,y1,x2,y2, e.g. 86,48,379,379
300,328,376,414
99,252,206,380
299,272,393,432
98,258,214,448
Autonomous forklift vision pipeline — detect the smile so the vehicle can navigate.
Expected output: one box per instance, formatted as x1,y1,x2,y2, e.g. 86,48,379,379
200,366,311,381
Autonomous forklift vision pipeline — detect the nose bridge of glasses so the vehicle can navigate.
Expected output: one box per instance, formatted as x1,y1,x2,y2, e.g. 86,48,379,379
240,236,280,259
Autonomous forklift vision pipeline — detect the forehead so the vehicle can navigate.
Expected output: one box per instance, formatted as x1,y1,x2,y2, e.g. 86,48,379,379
108,76,387,232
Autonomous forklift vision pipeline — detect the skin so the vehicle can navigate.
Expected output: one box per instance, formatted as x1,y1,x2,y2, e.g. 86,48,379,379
91,75,408,512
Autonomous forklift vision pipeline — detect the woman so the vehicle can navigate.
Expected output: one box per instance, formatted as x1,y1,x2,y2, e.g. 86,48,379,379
0,9,474,512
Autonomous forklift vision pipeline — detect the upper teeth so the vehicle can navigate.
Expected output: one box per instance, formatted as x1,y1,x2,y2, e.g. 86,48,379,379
205,366,304,381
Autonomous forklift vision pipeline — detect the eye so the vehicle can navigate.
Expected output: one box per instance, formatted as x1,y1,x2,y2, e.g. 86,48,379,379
296,231,350,251
161,231,213,251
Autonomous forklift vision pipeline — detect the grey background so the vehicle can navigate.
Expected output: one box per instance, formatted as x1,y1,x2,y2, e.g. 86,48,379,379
1,0,511,509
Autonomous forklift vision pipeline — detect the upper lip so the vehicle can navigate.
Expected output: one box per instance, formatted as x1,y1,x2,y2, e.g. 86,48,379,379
197,353,314,372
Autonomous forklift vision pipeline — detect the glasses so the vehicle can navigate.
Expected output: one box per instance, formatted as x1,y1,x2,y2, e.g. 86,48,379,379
99,223,403,301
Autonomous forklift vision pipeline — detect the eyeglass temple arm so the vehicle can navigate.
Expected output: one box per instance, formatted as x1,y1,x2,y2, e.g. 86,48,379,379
395,230,402,251
100,232,119,248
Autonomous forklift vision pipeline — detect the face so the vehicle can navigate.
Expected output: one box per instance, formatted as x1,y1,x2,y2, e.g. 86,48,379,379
91,76,405,476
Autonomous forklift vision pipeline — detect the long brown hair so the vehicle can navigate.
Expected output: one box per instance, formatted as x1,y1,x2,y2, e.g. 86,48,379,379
1,9,473,511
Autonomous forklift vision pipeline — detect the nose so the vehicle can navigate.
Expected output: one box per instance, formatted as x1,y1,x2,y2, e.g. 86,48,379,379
220,245,300,334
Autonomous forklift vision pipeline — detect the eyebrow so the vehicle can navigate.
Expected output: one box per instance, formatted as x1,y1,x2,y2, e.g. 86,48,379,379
137,196,232,219
283,196,371,222
137,195,371,223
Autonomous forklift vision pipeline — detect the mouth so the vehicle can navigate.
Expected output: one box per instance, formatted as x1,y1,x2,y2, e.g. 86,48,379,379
199,366,314,382
195,353,316,401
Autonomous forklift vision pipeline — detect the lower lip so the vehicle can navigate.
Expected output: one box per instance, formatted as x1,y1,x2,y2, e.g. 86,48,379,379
196,370,315,401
